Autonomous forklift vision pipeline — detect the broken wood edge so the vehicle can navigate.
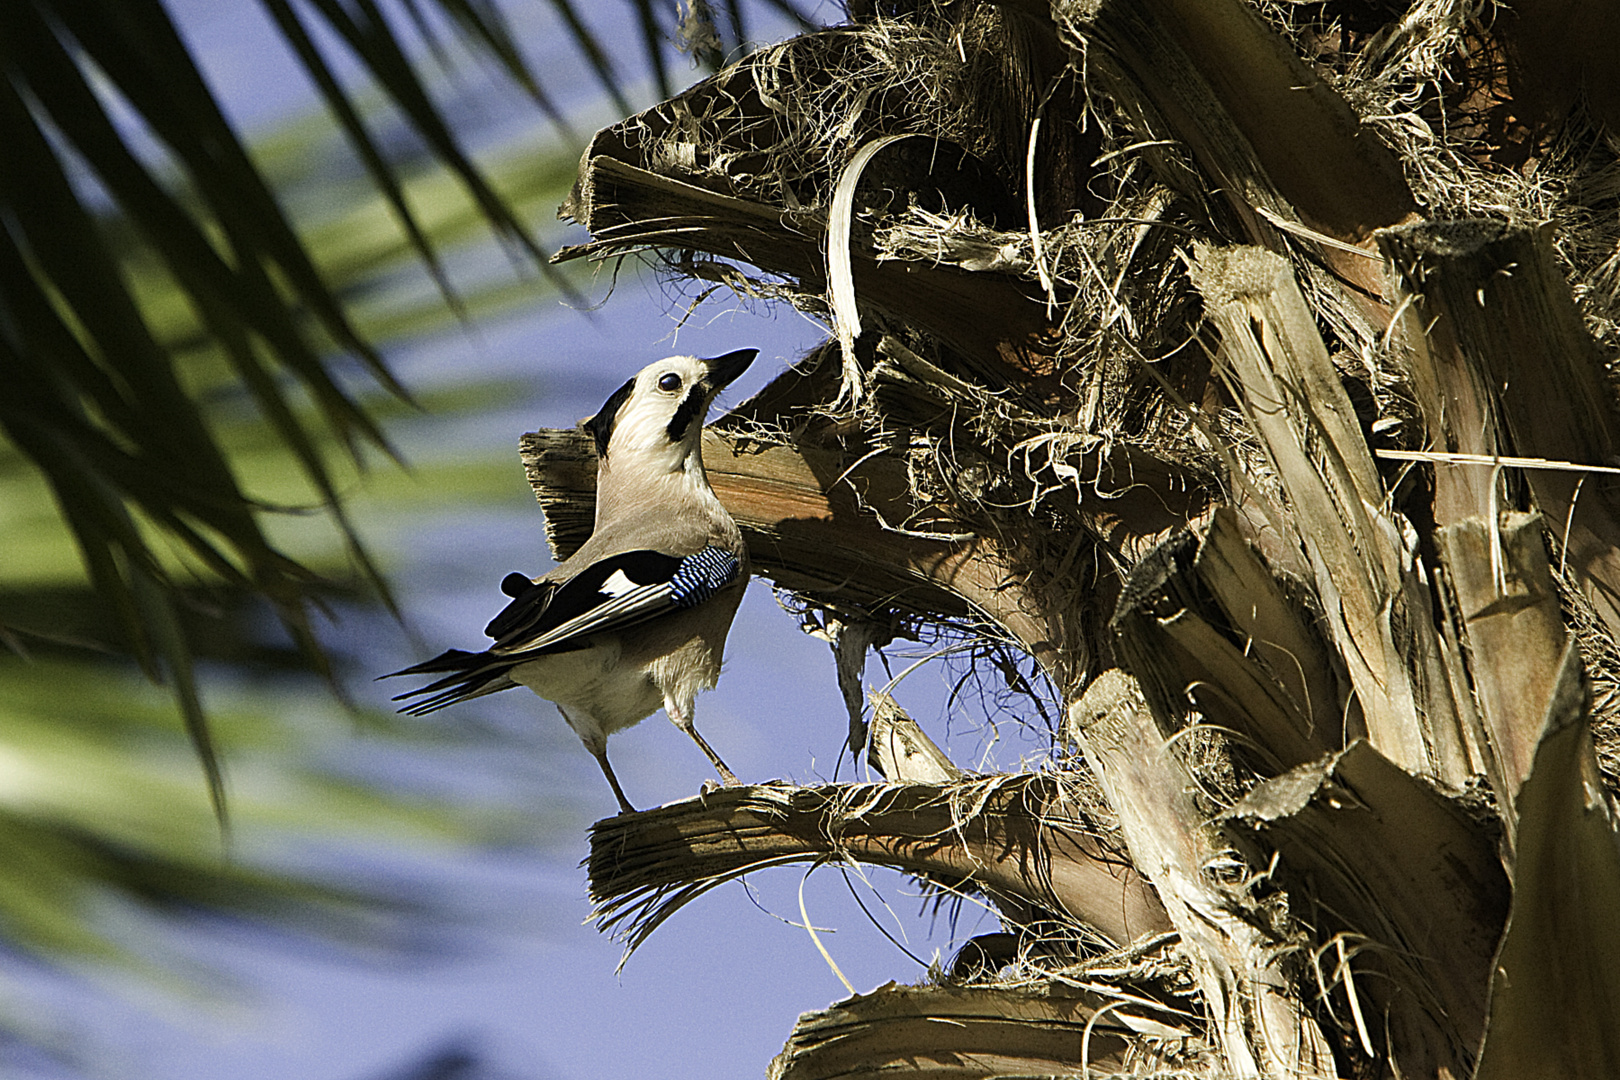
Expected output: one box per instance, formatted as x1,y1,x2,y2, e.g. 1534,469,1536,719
767,978,1209,1080
866,691,963,784
1229,739,1510,1077
1195,506,1360,745
1190,242,1467,783
1067,669,1338,1079
586,776,1170,964
1438,511,1570,842
1109,514,1349,775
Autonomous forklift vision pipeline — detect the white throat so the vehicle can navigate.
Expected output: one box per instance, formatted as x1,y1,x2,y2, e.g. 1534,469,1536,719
595,433,721,531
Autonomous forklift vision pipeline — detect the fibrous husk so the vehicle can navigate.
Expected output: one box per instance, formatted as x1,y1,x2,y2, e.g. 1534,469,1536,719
543,1,1620,1075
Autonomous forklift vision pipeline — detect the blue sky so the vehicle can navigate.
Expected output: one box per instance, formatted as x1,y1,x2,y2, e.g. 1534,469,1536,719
31,4,1053,1077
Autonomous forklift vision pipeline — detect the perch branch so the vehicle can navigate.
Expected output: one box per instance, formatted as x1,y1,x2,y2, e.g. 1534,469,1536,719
522,363,1212,690
588,778,1171,959
521,425,1054,661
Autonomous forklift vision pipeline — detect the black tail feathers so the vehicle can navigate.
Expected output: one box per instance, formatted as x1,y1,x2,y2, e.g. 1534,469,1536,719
381,648,517,715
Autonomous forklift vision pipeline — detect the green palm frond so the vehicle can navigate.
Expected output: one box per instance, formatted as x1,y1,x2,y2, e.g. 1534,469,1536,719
1,0,538,809
0,0,825,1057
0,0,821,815
0,337,557,1037
0,0,396,815
0,654,537,986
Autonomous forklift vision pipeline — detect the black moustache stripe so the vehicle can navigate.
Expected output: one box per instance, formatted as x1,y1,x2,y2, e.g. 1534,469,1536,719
665,383,708,443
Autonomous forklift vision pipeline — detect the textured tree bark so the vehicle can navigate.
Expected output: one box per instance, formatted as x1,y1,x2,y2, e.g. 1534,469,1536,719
1380,221,1620,644
1475,644,1620,1080
1438,513,1573,835
1190,244,1470,784
1068,671,1336,1080
542,4,1620,1076
1230,741,1511,1080
1110,513,1352,774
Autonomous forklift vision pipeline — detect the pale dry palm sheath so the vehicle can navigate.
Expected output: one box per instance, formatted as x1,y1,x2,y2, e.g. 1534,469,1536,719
388,349,757,813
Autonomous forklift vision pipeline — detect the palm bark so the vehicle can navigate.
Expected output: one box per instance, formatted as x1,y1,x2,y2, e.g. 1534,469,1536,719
538,1,1620,1077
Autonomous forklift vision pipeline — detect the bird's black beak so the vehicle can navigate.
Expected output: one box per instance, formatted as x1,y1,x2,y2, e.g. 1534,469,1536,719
701,348,758,394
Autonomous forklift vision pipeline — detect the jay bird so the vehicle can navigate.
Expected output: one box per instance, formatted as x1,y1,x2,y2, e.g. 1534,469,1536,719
387,349,756,813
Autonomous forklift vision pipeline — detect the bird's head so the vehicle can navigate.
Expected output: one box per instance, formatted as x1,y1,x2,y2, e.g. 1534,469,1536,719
585,349,757,474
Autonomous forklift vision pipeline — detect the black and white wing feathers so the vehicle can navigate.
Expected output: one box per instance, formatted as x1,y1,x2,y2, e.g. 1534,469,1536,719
488,546,737,656
385,546,741,715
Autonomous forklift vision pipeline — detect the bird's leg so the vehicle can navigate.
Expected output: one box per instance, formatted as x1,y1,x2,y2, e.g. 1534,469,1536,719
585,739,636,815
563,708,635,815
667,703,741,786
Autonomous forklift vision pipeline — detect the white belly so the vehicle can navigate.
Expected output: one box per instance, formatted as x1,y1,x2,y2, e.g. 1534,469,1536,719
508,642,663,747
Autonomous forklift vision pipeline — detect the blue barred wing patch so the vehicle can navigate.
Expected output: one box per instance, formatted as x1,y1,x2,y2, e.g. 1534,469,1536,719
670,546,741,608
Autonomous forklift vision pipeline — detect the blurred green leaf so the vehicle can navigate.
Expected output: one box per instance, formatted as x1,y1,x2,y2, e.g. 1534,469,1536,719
0,0,819,1060
0,41,578,1042
0,0,821,796
0,655,514,979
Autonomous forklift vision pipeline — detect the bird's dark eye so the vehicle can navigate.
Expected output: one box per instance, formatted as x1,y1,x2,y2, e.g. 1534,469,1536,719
658,372,682,392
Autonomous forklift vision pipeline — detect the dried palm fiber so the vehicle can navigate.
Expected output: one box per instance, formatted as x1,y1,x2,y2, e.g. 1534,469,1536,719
1253,0,1620,352
548,5,1620,1075
563,0,1620,477
558,4,1208,428
555,0,1620,765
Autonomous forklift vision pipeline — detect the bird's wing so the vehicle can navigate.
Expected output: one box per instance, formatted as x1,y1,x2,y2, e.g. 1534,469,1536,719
482,574,558,641
382,546,741,716
488,546,741,657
